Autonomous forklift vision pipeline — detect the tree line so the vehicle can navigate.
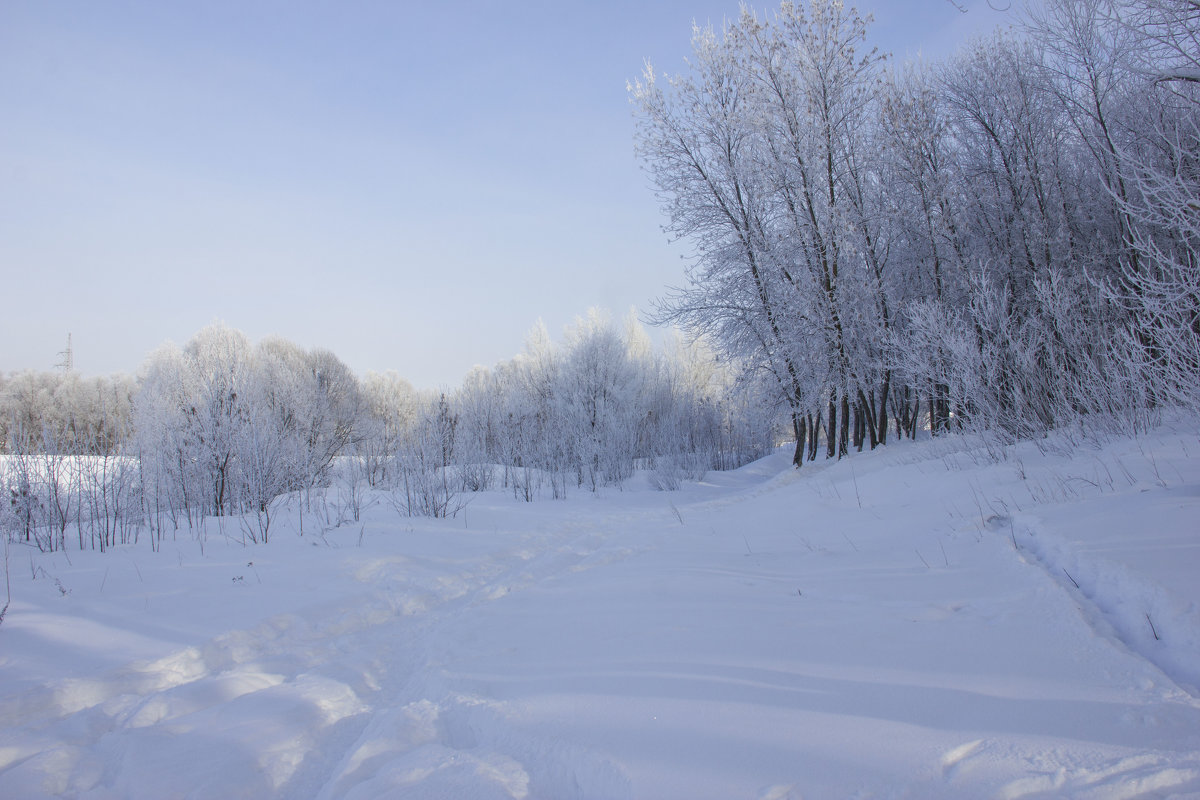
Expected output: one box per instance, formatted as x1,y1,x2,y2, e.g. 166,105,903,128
5,0,1199,552
1,313,779,551
630,0,1200,465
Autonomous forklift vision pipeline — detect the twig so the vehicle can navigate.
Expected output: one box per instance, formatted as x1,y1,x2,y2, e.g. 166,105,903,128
840,531,859,553
742,534,753,555
1146,613,1160,641
970,484,987,529
940,540,949,567
915,548,931,569
669,501,684,525
1063,568,1080,589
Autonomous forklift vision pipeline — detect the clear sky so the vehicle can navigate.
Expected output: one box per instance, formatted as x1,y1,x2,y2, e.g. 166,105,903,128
0,0,1019,389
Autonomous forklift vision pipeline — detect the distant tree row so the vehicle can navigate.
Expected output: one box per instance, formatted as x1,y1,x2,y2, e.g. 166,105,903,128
2,313,780,551
0,371,136,455
631,0,1200,464
427,311,778,505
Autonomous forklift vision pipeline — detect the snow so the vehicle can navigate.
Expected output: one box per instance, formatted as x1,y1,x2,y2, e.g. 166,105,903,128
3,423,1200,798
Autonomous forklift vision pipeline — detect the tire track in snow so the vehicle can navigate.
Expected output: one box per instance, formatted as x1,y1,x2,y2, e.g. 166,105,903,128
303,517,648,800
999,512,1200,701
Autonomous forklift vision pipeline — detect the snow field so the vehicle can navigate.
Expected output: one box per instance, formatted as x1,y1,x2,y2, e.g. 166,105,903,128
1,423,1199,798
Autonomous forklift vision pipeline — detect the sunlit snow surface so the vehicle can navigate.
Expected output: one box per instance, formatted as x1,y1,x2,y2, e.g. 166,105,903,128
2,422,1200,798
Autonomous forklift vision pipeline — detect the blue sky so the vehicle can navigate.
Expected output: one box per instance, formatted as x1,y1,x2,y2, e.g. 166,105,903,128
0,0,1019,388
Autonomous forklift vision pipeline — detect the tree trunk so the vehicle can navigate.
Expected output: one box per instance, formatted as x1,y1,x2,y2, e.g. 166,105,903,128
839,394,850,458
792,412,806,468
928,386,937,437
852,398,864,452
936,383,950,434
858,387,879,450
876,373,890,447
909,387,921,439
827,395,837,459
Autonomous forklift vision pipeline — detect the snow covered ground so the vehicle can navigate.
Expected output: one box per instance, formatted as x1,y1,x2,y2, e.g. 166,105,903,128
2,422,1199,799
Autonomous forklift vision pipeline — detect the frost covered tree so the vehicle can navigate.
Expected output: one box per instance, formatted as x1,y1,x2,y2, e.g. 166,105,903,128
133,325,252,522
358,371,418,488
558,310,644,490
632,12,811,465
0,371,135,456
388,393,465,519
255,341,363,499
746,0,892,454
453,366,501,492
133,324,365,532
1105,0,1200,412
636,0,1200,450
632,1,891,462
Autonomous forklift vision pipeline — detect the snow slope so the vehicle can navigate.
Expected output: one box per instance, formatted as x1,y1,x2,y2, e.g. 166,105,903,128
2,423,1199,799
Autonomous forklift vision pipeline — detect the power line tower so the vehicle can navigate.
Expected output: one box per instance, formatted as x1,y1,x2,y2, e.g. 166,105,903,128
56,333,74,373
